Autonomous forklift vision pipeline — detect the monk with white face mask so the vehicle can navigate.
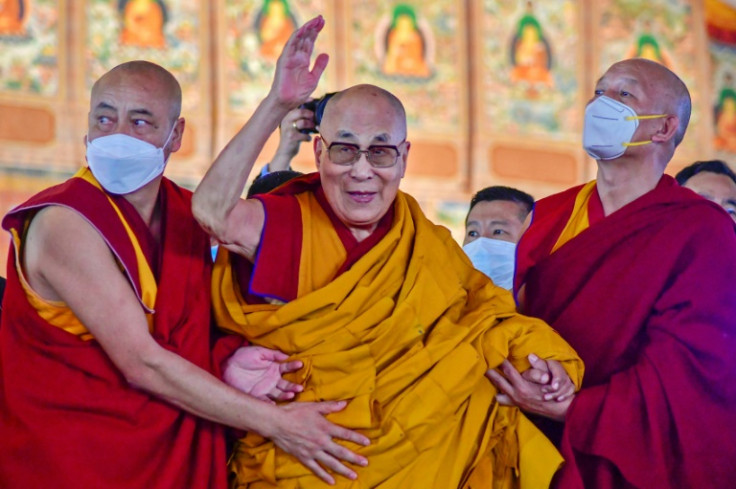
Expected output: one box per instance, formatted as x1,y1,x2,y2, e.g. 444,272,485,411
496,58,736,489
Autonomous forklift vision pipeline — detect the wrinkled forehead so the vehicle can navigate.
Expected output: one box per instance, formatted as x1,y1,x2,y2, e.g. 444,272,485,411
321,89,407,144
91,68,180,119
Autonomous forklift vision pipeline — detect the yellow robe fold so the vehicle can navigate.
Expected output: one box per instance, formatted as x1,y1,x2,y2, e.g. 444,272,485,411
213,187,584,489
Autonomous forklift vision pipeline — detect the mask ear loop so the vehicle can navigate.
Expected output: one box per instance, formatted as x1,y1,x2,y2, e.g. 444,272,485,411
622,114,669,147
161,122,178,150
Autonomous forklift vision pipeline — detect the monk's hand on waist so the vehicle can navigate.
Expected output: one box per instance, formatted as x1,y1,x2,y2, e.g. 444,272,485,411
485,356,574,422
270,400,370,485
223,346,304,403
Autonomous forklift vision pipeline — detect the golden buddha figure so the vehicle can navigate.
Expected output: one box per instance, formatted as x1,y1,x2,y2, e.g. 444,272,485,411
120,0,167,49
509,2,553,88
381,4,431,78
257,0,297,62
715,83,736,152
0,0,27,36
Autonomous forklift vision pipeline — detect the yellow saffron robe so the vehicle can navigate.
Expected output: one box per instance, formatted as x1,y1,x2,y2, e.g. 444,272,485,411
212,180,584,489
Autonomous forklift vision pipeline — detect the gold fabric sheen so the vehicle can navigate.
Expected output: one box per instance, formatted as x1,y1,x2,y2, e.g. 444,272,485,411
212,190,584,488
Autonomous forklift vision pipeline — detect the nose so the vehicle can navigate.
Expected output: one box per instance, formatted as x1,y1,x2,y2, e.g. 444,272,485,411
348,152,374,180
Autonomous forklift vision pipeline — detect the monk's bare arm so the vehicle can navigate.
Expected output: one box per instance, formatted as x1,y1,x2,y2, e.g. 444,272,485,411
193,16,328,260
23,206,368,484
191,96,281,260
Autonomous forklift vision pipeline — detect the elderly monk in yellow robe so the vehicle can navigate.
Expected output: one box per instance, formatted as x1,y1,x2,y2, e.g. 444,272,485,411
193,16,583,489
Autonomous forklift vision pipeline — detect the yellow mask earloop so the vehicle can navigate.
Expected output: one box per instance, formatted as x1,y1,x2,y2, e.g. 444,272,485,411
622,114,668,147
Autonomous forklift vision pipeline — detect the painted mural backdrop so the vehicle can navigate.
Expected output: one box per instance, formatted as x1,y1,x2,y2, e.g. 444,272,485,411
345,0,464,134
595,0,699,155
86,0,203,111
223,0,330,112
0,0,62,96
478,0,581,140
706,0,736,160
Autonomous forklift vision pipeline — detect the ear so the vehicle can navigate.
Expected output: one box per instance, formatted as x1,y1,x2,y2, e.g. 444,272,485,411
651,114,679,143
168,117,186,153
313,135,323,170
399,141,410,178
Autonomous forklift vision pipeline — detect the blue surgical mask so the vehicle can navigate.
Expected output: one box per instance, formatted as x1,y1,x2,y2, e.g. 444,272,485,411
583,95,666,160
86,127,175,195
462,237,517,290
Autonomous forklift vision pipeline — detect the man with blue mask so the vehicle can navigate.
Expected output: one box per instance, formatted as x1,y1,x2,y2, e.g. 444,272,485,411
487,58,736,489
0,55,370,488
462,186,534,290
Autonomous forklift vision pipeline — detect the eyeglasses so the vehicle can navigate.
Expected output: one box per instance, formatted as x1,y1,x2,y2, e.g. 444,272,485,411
321,137,404,168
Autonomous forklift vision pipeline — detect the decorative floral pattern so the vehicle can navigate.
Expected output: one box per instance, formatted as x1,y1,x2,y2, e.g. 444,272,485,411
346,0,463,134
479,0,580,140
86,0,203,111
0,0,61,97
222,0,329,112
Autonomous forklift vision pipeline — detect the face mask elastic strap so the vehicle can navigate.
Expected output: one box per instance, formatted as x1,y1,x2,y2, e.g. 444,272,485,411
624,114,668,121
622,140,653,148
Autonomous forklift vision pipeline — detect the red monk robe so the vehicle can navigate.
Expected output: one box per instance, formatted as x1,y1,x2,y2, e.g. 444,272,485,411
515,175,736,489
0,169,227,489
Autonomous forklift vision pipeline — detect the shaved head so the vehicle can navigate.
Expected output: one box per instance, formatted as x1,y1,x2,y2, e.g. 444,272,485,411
321,84,407,141
608,58,691,147
92,60,182,121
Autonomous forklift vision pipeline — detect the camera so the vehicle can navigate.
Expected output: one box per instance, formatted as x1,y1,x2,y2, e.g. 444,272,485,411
298,92,336,134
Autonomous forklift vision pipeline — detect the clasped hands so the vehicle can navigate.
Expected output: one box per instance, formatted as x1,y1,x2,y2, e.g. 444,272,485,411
486,353,575,422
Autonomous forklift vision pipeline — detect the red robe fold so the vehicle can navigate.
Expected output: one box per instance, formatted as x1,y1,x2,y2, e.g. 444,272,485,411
0,175,227,489
516,175,736,489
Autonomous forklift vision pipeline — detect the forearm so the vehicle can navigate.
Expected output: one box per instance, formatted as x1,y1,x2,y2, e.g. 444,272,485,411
267,148,297,172
192,94,291,239
125,341,281,437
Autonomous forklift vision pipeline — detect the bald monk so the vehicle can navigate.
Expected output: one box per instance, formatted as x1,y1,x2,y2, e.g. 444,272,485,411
496,58,736,488
193,16,584,488
0,59,370,488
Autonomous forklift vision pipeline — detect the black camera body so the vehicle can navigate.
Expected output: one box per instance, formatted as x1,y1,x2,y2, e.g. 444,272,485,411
298,92,336,134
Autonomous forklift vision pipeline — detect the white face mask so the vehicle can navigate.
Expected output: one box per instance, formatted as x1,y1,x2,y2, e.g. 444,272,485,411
86,127,175,195
583,95,666,160
462,237,517,290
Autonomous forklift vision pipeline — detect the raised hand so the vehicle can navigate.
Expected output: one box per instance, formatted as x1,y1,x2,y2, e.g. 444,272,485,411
222,346,304,403
269,16,330,109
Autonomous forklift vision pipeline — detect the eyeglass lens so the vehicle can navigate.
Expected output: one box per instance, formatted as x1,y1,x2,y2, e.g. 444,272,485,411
328,143,399,167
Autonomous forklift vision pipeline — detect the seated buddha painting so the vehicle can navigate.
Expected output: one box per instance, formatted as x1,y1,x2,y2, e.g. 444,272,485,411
378,3,433,80
0,0,27,37
119,0,168,49
255,0,298,62
714,76,736,152
509,1,554,94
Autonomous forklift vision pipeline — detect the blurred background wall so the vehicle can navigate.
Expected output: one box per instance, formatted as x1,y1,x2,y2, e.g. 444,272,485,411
1,0,735,273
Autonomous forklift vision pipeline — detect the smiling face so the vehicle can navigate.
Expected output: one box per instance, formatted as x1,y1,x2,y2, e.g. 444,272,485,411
87,61,183,158
463,200,528,245
683,171,736,221
315,85,409,241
